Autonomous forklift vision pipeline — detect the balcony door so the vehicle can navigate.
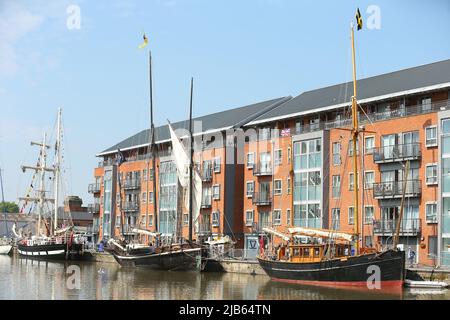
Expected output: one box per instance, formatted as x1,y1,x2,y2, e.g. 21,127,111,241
381,171,395,195
402,131,419,157
382,134,396,159
259,182,270,201
260,152,271,173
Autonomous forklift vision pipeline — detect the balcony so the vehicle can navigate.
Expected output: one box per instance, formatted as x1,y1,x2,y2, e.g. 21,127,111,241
123,179,141,190
122,201,139,212
373,218,421,236
88,203,100,214
253,163,272,176
201,195,212,209
197,223,211,235
201,167,213,182
373,143,421,163
252,192,272,206
88,183,101,193
373,180,421,199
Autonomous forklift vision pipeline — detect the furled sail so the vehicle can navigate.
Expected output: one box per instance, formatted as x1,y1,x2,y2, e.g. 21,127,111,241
288,227,355,242
168,122,202,231
262,227,290,241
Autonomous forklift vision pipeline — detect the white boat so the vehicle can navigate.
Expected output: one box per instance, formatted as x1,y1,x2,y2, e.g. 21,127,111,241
0,238,12,255
405,279,449,289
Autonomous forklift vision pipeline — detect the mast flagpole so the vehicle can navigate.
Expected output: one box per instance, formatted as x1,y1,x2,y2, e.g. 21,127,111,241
188,77,194,242
0,167,8,237
54,108,62,235
350,22,360,253
149,50,159,234
38,133,47,237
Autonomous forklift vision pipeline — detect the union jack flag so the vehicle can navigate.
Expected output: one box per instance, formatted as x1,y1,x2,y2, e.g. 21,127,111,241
281,128,291,137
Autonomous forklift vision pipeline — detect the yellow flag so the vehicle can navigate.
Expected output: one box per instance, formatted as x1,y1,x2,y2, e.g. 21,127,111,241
138,33,149,49
355,8,363,30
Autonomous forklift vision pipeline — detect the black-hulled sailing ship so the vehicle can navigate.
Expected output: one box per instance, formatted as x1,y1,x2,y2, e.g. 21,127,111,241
15,108,84,260
106,50,202,270
257,12,406,288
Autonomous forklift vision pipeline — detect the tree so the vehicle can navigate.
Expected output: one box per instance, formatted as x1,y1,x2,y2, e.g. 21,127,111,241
0,202,19,213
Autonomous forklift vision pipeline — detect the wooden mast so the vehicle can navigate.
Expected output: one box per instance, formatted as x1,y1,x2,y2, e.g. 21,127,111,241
350,23,360,253
393,160,410,248
149,51,158,234
53,108,62,235
188,77,194,242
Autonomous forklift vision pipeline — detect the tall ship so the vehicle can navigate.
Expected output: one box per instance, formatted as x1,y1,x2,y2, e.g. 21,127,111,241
106,51,202,270
257,11,406,288
15,108,85,260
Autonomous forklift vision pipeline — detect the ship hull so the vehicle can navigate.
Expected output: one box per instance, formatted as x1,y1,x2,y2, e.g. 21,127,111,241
110,247,202,271
17,243,84,260
258,250,405,288
0,245,12,255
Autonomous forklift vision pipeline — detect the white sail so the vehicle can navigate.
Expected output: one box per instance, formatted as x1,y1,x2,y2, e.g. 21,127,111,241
131,228,160,237
168,122,202,231
262,227,290,241
288,227,355,242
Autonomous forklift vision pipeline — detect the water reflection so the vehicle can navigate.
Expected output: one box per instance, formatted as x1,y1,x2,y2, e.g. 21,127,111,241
0,256,448,300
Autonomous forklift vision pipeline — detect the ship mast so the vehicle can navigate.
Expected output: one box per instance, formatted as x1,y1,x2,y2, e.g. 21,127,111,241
350,22,360,253
149,51,158,233
188,77,194,242
53,108,62,235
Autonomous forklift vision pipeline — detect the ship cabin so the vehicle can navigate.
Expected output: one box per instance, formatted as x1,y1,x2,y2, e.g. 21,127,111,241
285,242,353,263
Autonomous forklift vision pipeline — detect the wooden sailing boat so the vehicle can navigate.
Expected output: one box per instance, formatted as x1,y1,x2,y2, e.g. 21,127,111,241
15,108,85,260
107,52,202,270
0,167,13,255
257,15,406,288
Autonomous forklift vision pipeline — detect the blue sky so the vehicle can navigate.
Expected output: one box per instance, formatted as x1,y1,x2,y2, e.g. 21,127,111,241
0,0,449,204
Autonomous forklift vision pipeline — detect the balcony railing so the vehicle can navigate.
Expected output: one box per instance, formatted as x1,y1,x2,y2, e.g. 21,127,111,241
373,143,421,163
197,223,211,234
88,183,101,193
123,179,141,190
201,195,212,209
373,180,421,199
373,218,421,236
253,163,272,176
201,167,213,182
252,192,272,206
122,201,139,212
88,203,100,214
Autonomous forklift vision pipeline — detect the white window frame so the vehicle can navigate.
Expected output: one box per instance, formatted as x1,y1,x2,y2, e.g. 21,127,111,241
148,214,153,227
287,177,291,195
287,147,292,164
286,209,291,225
149,191,154,203
364,206,374,224
246,181,254,198
212,211,220,227
425,201,437,223
212,184,220,200
142,192,147,203
332,142,341,165
425,125,437,147
115,215,121,227
272,209,282,226
349,172,359,191
183,213,189,226
364,136,375,155
364,171,375,189
245,210,254,226
274,149,282,166
246,152,255,168
348,207,354,225
213,157,221,173
425,163,438,185
274,179,282,195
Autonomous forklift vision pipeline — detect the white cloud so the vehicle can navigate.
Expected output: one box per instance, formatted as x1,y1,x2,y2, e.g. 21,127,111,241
0,1,44,77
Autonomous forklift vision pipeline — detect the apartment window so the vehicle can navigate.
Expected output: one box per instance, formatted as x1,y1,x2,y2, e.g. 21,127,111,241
183,213,189,226
331,208,340,230
332,175,341,198
148,214,153,227
364,171,375,189
115,215,121,227
149,168,154,181
365,136,375,154
213,157,221,173
287,177,291,195
273,210,281,225
274,150,282,166
274,180,282,195
364,236,373,248
143,169,147,181
426,164,438,185
246,153,255,168
428,236,438,258
246,181,254,197
287,147,291,164
287,209,291,225
364,206,374,224
332,142,341,165
348,139,359,156
421,97,432,112
245,210,254,226
349,172,359,191
141,215,146,227
116,193,120,205
348,207,354,225
212,185,220,200
425,126,437,147
149,191,154,203
426,202,437,223
212,211,220,227
142,192,147,203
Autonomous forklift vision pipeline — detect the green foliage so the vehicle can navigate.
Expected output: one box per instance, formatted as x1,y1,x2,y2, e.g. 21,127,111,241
0,202,19,213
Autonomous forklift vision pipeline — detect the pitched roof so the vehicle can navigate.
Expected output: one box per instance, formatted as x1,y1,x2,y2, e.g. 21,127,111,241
248,59,450,125
98,96,291,155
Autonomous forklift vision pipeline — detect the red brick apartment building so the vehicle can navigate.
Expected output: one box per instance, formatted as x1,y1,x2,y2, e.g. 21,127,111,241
90,59,450,267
